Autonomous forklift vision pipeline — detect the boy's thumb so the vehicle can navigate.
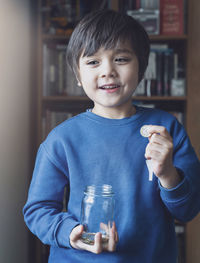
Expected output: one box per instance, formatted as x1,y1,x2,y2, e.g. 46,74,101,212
70,225,84,241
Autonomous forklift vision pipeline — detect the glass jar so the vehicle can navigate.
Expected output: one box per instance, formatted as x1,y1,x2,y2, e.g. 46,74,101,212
80,184,115,245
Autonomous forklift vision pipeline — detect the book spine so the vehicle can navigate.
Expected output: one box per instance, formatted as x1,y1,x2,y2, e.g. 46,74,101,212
42,44,48,96
140,0,159,10
156,51,164,96
144,51,157,96
160,0,184,35
134,79,146,96
48,45,57,95
163,49,174,96
135,0,141,9
58,52,64,95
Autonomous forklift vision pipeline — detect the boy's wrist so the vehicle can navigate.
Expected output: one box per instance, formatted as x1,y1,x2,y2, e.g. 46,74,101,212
158,167,182,189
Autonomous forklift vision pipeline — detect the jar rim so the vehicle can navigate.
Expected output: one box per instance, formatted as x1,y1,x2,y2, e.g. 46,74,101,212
84,184,114,196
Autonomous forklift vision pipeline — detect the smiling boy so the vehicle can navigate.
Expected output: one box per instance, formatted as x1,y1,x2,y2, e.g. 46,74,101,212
23,10,200,263
77,42,138,119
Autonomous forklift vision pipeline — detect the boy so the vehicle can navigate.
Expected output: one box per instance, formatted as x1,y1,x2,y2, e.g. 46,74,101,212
23,10,200,262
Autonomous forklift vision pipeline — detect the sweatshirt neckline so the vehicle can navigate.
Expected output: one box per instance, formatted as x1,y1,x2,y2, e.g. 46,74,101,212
83,106,147,126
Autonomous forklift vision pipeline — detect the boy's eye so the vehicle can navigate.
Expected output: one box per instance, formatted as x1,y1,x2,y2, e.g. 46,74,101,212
115,57,130,63
86,60,99,65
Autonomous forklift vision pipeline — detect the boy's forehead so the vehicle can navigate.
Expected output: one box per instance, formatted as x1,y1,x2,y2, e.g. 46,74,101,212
81,39,134,57
111,39,133,50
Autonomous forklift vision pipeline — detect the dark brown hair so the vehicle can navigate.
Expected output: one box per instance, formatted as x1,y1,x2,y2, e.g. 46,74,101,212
67,9,150,82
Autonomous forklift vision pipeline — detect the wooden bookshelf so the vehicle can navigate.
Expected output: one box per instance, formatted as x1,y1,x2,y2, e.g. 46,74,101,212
42,95,187,102
33,0,200,262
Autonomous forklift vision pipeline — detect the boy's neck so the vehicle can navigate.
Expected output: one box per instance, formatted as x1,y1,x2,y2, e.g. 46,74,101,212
91,105,136,119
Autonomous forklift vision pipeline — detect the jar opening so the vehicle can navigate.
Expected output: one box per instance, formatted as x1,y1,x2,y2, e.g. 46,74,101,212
84,184,114,196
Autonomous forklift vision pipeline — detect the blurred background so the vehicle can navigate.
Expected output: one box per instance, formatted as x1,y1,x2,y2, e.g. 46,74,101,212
0,0,35,262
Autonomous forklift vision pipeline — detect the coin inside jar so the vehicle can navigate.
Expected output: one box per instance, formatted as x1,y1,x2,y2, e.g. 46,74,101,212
140,125,151,137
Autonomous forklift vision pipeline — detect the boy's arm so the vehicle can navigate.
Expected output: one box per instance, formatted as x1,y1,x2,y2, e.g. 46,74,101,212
145,124,200,222
23,144,79,248
23,143,119,253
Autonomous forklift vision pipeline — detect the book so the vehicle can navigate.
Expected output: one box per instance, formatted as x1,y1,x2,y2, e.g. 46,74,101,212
163,49,174,96
43,44,59,95
134,46,174,97
43,109,74,138
151,45,175,96
156,50,164,96
134,79,146,96
41,0,78,35
140,0,159,10
120,0,159,11
43,44,61,96
127,9,160,35
134,43,184,97
144,51,157,96
43,44,85,96
118,0,139,12
160,0,184,35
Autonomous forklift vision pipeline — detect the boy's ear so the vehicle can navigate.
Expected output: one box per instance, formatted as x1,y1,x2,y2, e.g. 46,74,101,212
74,71,82,87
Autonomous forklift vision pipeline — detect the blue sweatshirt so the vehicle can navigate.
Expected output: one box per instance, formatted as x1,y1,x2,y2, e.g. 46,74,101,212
23,107,200,263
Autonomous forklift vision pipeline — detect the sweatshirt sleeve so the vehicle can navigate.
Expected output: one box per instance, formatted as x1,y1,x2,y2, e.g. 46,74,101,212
23,142,79,248
158,120,200,222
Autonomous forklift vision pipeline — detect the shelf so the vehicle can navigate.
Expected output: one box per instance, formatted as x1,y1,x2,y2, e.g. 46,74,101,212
42,95,187,102
149,34,188,41
42,96,89,102
133,96,187,101
42,33,188,42
42,34,71,41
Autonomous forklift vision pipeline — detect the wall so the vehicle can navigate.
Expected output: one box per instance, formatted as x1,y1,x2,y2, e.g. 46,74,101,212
0,1,33,262
186,1,200,262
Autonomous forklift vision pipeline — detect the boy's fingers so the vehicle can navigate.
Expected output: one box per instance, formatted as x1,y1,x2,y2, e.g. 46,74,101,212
92,232,102,254
76,232,103,254
70,225,83,242
107,222,118,252
76,232,102,254
100,222,109,234
111,222,118,242
145,135,173,160
115,229,119,243
149,134,173,148
142,125,171,140
70,223,118,254
107,227,116,251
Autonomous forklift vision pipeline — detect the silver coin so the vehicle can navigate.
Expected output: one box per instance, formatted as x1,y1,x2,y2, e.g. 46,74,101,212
140,125,150,137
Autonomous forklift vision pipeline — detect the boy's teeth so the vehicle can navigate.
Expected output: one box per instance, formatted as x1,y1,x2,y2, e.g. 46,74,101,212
102,85,118,89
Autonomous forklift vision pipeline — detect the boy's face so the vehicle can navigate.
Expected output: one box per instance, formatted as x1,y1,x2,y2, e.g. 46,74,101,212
78,41,139,117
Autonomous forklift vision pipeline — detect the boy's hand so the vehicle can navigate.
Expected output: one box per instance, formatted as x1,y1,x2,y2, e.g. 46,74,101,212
144,125,182,189
70,222,118,254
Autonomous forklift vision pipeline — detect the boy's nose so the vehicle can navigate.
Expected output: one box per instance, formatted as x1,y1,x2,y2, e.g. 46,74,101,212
100,61,117,78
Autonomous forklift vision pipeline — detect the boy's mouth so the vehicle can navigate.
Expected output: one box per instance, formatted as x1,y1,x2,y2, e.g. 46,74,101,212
99,84,120,92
